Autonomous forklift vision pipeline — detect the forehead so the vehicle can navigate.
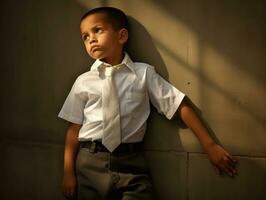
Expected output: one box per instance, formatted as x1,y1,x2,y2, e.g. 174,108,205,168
80,13,110,31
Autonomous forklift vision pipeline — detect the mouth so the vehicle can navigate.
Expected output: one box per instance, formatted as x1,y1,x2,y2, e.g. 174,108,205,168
90,45,101,53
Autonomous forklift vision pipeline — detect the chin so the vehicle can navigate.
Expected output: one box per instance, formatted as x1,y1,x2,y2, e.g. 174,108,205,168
89,52,106,60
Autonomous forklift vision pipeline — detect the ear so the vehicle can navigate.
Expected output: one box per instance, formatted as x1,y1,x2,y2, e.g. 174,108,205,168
118,28,128,44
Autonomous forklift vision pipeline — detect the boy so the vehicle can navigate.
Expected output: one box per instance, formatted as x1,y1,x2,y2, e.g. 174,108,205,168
59,7,237,200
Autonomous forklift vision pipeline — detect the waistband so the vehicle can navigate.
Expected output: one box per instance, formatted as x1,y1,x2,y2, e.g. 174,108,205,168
80,141,143,154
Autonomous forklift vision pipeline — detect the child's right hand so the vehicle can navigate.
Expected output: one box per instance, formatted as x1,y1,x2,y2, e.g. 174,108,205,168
62,173,77,199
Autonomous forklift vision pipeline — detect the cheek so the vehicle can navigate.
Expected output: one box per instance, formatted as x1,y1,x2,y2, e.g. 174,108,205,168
84,44,91,54
98,35,111,46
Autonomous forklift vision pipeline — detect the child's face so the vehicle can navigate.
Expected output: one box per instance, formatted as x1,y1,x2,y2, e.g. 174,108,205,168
80,13,128,65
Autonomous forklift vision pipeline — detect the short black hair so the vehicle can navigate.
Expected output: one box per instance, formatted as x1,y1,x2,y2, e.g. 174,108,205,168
80,7,128,30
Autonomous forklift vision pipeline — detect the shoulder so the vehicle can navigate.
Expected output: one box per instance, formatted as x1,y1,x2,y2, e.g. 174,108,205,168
74,69,98,84
131,62,158,80
125,53,155,73
72,72,88,87
134,61,154,68
132,61,156,73
76,71,90,81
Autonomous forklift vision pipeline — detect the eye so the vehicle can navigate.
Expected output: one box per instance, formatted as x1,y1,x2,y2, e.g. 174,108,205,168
82,34,90,41
95,27,103,34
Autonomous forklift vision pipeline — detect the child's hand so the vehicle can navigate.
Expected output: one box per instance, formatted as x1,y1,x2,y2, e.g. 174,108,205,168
62,172,77,199
205,143,238,177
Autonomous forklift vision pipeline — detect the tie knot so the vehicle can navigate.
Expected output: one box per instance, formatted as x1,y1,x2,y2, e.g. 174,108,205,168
104,64,124,76
105,67,115,76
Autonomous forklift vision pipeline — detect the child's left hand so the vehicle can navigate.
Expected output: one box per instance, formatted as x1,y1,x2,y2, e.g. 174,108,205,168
205,143,238,177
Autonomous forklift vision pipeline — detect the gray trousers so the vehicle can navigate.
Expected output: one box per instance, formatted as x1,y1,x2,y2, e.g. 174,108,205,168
75,146,154,200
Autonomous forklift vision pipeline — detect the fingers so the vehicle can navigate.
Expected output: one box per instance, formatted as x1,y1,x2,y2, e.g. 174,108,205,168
62,175,77,199
63,186,76,199
220,163,236,177
225,151,238,165
216,155,238,177
207,144,238,177
213,165,223,175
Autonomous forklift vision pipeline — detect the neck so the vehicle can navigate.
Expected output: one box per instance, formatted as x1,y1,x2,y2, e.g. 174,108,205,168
101,52,124,66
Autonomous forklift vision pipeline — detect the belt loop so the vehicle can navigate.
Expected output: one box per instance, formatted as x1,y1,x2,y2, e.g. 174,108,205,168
89,142,97,153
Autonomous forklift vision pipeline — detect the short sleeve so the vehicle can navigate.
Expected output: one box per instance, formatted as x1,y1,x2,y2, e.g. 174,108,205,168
58,78,86,124
146,66,185,119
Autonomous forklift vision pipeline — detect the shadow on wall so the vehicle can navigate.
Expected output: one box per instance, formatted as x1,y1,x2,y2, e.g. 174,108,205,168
125,16,183,150
154,0,266,83
152,0,266,125
125,16,222,150
125,16,169,79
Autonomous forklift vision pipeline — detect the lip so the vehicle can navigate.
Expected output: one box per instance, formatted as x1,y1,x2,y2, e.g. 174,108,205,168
90,45,101,52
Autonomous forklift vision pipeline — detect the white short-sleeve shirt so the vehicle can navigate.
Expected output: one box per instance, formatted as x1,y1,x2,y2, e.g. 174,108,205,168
58,53,185,143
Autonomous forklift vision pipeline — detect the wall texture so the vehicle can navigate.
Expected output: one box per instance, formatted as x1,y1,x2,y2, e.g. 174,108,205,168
0,0,265,199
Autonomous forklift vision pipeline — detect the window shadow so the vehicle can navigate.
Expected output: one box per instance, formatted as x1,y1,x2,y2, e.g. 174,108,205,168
125,16,223,151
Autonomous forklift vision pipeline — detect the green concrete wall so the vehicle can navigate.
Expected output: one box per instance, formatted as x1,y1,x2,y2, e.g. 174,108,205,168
1,0,265,199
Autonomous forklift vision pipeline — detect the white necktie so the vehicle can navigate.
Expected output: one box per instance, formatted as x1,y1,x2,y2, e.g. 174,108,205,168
102,65,122,152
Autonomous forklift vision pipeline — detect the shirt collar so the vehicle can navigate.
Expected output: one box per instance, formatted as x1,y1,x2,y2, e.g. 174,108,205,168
90,52,136,74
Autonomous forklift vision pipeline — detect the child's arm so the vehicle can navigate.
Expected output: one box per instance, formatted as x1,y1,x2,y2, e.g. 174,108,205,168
177,100,237,177
62,123,81,199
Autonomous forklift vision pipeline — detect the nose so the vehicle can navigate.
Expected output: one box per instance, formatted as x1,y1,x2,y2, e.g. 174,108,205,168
89,34,97,44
